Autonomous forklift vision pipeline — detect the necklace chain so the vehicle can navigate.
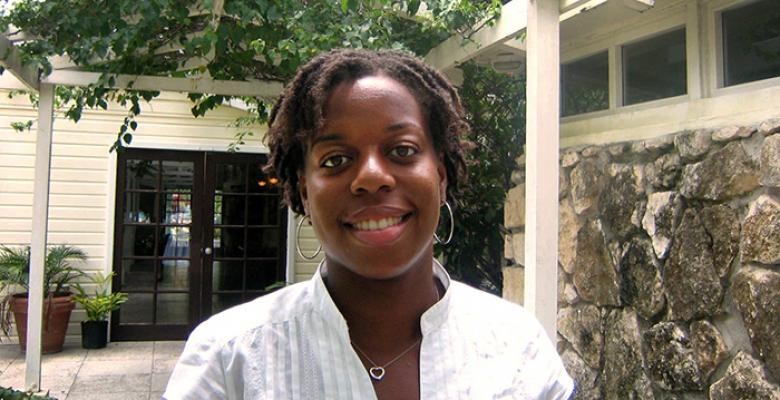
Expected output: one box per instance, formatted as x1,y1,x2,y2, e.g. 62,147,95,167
352,338,421,381
351,286,441,381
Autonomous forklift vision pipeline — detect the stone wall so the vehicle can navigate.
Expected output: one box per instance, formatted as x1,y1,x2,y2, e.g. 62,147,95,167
503,119,780,399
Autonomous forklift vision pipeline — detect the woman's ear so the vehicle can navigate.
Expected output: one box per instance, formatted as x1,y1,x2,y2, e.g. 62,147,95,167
437,158,447,203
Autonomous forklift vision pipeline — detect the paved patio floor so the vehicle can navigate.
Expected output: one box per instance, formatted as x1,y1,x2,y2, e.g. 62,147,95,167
0,341,184,400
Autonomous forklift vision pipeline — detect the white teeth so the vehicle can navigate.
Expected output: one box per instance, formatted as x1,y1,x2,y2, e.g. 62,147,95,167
354,217,402,231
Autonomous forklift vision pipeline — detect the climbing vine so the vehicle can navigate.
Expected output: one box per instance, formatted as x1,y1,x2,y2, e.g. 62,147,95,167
1,0,501,151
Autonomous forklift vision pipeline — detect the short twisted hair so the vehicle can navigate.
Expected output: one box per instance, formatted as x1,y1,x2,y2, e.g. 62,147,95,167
265,48,470,215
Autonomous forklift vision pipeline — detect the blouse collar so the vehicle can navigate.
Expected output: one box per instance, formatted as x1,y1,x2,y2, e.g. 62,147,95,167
311,259,452,337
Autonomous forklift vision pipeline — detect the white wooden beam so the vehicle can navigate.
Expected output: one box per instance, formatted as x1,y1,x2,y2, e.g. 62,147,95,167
425,0,528,71
0,36,40,91
623,0,654,12
524,0,560,341
25,83,55,391
425,0,616,72
559,0,609,21
42,70,283,98
560,0,602,13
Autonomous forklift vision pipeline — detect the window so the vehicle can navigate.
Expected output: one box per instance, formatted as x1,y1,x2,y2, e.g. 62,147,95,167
561,51,609,117
622,28,687,105
722,0,780,87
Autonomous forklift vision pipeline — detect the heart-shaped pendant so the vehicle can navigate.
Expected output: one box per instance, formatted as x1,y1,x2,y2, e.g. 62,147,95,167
369,367,386,381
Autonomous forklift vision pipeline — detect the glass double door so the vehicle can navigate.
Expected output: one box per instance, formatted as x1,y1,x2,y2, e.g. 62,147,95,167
112,149,286,341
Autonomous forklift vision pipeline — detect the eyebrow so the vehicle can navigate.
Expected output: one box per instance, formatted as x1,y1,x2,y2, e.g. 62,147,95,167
311,122,423,148
386,121,421,132
309,133,343,148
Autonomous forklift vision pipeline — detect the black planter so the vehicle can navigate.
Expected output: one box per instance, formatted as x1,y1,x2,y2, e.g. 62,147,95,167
81,320,108,349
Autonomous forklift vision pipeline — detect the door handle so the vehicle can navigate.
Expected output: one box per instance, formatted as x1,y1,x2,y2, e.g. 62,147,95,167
203,247,213,255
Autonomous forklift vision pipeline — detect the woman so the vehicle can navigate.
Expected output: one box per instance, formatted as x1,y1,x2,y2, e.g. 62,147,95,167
164,49,573,399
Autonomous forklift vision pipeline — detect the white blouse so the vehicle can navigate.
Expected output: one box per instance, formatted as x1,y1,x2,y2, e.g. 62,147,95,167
164,261,573,399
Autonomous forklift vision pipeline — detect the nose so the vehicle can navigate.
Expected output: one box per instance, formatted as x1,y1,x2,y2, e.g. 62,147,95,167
350,153,395,194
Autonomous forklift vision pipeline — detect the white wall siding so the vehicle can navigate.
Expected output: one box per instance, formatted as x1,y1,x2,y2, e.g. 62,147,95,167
0,74,315,342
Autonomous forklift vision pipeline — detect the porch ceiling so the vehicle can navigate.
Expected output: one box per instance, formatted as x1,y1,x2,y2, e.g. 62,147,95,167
426,0,655,76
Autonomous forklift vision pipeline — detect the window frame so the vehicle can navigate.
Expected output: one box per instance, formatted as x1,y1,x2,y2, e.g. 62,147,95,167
620,26,689,107
560,50,610,117
710,0,780,92
559,2,687,120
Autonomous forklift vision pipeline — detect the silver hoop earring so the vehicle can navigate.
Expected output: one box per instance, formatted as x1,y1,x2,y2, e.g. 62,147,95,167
434,201,454,245
296,215,322,261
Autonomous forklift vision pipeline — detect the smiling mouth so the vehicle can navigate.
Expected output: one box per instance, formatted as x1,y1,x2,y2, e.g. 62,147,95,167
348,213,411,231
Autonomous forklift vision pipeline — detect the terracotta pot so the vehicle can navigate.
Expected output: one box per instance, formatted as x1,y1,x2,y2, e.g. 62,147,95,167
12,294,75,354
80,320,108,349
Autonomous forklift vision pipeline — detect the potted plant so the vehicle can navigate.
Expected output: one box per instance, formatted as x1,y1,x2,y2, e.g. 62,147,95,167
0,386,58,399
0,245,85,353
72,272,127,349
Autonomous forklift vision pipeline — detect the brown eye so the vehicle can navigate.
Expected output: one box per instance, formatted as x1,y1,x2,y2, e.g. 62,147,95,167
321,155,350,168
389,145,417,158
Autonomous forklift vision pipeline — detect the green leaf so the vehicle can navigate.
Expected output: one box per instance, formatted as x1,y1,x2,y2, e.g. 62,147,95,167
341,0,358,13
408,0,421,15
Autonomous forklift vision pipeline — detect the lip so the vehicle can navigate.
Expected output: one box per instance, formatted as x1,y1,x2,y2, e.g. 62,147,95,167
342,205,411,224
342,205,413,246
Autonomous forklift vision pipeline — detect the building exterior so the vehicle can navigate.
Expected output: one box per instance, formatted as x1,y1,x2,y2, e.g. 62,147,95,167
1,2,778,396
0,73,322,343
493,0,780,397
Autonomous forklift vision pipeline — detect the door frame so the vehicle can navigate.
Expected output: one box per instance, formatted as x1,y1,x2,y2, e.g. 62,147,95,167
111,149,204,340
200,151,288,319
105,143,294,341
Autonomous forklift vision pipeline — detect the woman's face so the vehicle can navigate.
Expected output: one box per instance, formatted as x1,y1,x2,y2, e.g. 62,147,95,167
299,74,446,280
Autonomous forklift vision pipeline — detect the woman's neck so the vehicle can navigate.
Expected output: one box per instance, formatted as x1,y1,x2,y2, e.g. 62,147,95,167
323,256,440,353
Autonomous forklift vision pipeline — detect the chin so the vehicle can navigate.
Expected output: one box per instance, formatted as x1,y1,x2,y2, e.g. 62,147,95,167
352,250,432,281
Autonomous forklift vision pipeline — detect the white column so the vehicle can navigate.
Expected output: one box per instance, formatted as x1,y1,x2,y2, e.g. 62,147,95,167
685,0,703,100
25,83,55,390
285,209,297,284
524,0,560,341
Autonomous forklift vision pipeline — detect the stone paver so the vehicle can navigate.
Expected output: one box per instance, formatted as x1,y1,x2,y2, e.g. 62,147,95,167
153,342,185,360
0,345,21,373
78,359,152,376
69,374,151,394
84,342,154,361
66,392,150,400
0,341,182,400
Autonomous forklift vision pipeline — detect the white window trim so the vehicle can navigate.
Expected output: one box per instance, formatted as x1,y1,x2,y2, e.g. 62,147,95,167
707,0,779,94
560,0,687,118
686,0,704,100
620,25,688,107
559,0,780,145
561,50,610,116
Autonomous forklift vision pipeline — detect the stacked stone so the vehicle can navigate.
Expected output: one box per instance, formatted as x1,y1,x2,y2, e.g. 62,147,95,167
503,118,780,399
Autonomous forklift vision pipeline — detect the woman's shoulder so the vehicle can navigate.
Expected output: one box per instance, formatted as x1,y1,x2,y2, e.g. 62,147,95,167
444,280,573,397
189,280,315,344
448,280,534,320
446,280,547,341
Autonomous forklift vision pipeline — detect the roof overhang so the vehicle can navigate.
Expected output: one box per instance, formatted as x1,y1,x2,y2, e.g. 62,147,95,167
425,0,655,74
